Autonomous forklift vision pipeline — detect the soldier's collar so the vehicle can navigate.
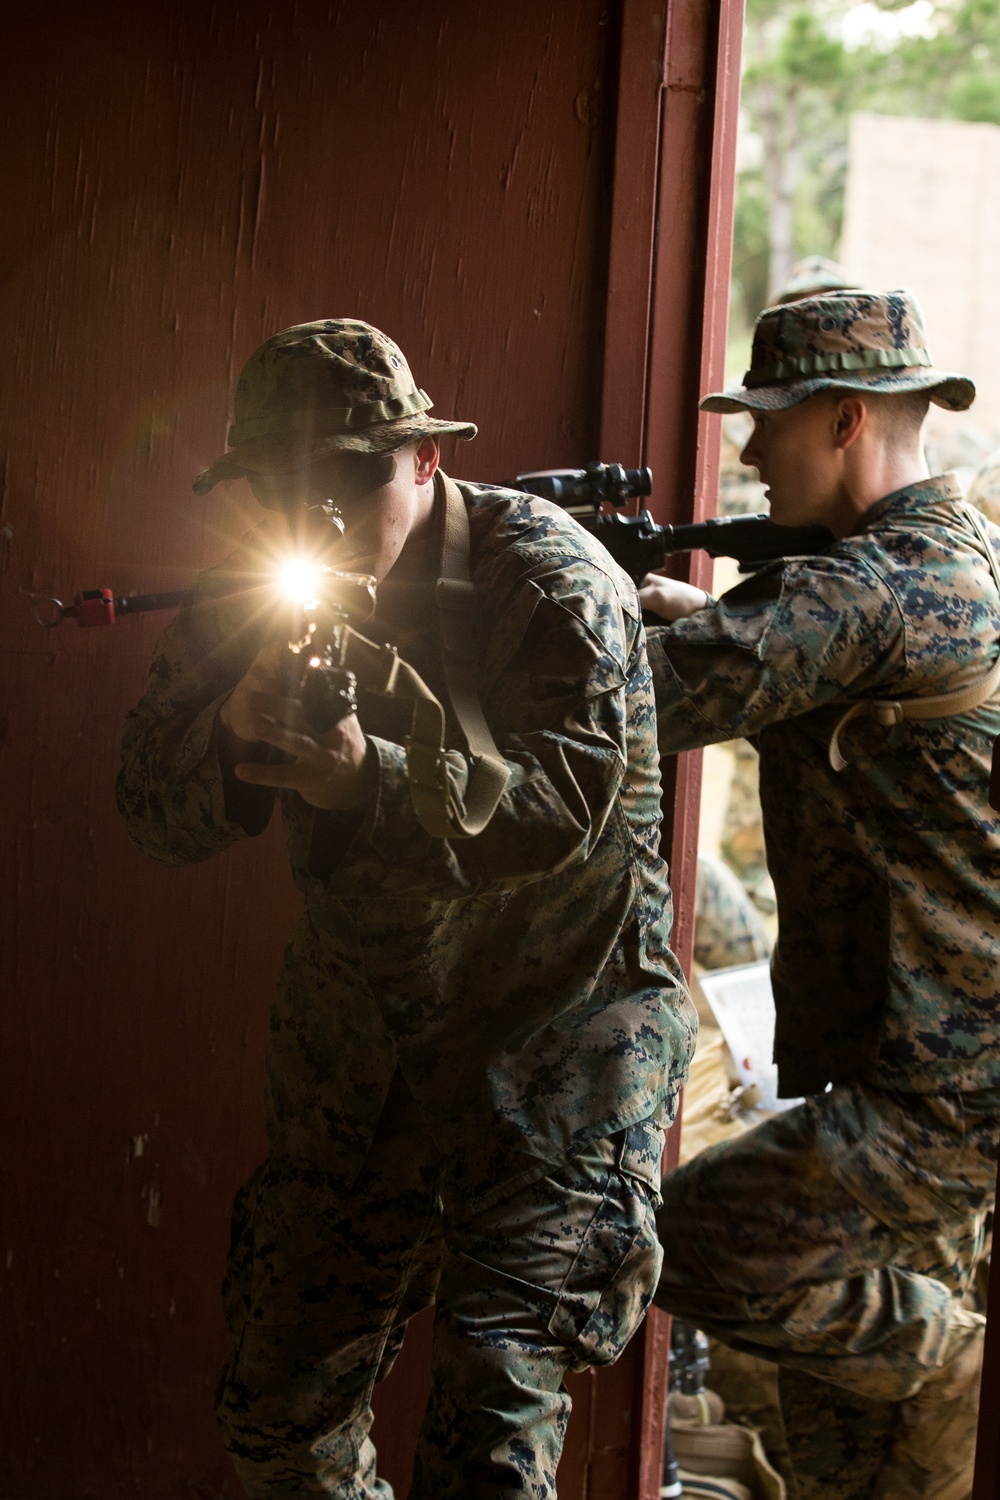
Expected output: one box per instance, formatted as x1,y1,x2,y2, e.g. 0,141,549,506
855,472,963,532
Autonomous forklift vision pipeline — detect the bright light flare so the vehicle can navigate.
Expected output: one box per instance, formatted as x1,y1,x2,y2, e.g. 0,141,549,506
278,559,321,605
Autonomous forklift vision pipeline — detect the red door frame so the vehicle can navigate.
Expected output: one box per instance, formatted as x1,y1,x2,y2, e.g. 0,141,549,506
599,0,743,980
601,0,743,957
597,1,744,1493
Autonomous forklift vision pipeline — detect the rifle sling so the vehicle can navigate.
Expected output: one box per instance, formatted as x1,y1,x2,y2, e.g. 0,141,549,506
337,470,509,838
829,504,1000,771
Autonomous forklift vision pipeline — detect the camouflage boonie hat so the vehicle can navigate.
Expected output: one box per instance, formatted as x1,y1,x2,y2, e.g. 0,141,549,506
192,319,477,495
774,254,856,305
701,289,975,415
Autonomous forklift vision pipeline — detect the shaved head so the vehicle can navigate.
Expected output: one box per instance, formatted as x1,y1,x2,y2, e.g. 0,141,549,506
836,388,930,448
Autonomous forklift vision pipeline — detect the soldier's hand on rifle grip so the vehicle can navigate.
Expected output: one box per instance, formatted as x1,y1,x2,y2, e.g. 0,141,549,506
217,639,370,811
638,573,713,623
233,707,370,812
219,652,368,815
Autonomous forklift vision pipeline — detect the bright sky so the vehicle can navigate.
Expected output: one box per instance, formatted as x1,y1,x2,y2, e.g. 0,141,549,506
840,0,940,48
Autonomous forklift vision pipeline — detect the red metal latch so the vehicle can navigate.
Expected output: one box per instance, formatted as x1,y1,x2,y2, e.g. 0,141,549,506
73,589,117,627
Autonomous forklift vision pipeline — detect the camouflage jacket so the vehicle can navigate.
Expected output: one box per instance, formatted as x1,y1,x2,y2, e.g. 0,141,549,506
648,474,1000,1097
117,480,694,1184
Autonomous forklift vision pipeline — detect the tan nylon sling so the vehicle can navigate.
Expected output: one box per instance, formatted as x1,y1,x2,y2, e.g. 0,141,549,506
335,470,510,837
828,503,1000,771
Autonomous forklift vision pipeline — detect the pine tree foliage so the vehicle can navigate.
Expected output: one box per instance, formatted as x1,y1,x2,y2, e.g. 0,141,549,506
736,0,1000,325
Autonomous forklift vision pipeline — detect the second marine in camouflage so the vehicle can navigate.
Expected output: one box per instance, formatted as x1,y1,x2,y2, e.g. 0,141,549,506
642,289,1000,1499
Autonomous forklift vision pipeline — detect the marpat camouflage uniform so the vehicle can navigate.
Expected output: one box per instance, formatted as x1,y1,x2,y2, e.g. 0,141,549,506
651,473,1000,1099
659,1082,996,1500
118,478,695,1498
215,1070,666,1498
648,472,1000,1494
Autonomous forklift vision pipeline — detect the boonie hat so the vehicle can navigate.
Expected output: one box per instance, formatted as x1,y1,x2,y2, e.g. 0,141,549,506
193,319,477,495
701,289,975,415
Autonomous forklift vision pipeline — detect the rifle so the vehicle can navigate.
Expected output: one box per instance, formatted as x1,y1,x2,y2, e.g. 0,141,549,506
506,463,833,582
30,462,835,752
31,504,374,740
32,461,833,633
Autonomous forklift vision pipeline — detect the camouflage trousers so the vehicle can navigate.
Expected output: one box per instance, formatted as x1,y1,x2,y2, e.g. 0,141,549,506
654,1080,999,1498
215,1070,664,1498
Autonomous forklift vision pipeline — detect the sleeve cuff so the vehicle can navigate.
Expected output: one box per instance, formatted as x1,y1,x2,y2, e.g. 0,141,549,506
193,694,275,839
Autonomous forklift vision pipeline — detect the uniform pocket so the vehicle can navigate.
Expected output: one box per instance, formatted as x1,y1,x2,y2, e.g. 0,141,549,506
619,1118,666,1206
547,1127,664,1369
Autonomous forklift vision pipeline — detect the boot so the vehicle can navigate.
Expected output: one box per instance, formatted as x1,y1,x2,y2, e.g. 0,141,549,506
873,1307,985,1500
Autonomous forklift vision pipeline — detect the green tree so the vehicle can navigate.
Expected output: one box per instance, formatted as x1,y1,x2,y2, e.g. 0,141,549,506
734,0,1000,325
744,4,847,299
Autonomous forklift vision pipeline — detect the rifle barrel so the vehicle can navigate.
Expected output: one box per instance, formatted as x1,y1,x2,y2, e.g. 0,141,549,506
661,514,834,563
114,589,189,616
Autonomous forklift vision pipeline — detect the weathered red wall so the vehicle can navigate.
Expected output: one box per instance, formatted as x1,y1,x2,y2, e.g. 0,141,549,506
0,4,618,1495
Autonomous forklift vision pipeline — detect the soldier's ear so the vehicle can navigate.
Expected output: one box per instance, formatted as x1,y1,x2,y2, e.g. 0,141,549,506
414,438,440,484
832,396,867,452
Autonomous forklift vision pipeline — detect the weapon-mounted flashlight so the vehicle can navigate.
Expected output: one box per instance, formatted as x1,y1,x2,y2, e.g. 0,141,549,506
278,559,322,606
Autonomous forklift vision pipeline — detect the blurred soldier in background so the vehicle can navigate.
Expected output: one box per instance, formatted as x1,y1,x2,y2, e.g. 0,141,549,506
693,853,770,972
967,444,1000,526
774,255,857,305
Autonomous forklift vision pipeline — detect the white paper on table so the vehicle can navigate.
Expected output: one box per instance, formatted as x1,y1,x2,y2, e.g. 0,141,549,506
697,959,803,1114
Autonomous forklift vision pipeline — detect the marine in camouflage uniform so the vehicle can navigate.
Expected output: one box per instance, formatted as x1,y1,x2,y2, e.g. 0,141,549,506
116,320,695,1498
643,290,1000,1499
